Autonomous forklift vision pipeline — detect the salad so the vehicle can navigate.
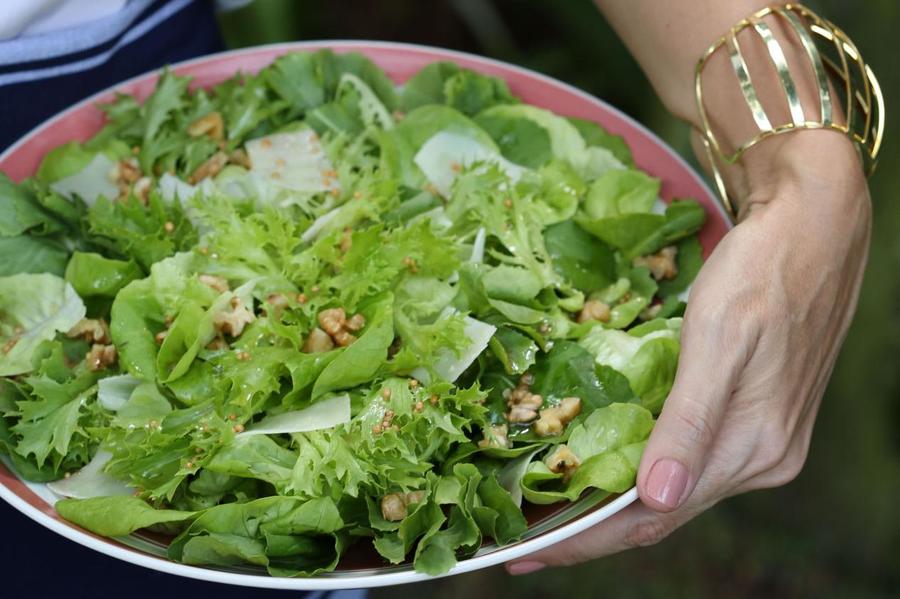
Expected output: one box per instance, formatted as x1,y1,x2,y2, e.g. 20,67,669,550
0,50,706,576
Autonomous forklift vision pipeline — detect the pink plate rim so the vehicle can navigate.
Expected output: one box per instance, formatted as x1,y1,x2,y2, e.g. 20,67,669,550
0,40,729,590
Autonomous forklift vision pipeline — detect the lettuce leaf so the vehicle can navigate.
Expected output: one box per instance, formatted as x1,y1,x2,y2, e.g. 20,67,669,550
0,235,69,277
0,173,64,237
400,62,516,115
579,318,682,414
0,274,86,376
65,252,142,299
522,403,653,504
56,495,197,537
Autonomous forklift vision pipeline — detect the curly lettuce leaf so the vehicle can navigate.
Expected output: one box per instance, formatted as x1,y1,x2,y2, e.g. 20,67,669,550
88,192,197,271
0,173,64,237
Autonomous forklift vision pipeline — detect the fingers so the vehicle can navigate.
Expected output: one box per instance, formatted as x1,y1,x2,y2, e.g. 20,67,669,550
636,301,747,513
506,502,686,574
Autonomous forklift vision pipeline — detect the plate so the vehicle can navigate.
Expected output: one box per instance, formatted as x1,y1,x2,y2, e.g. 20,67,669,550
0,41,729,590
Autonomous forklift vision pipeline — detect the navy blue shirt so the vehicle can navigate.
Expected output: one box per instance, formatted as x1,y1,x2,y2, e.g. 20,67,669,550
0,2,364,596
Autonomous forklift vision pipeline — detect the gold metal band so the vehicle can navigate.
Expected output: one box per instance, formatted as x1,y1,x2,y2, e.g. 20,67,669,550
695,3,885,221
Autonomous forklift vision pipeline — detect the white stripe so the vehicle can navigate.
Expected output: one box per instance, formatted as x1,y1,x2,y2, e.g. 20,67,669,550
0,0,155,66
0,0,192,87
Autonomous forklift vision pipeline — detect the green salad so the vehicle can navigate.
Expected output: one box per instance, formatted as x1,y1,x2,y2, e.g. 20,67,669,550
0,50,706,576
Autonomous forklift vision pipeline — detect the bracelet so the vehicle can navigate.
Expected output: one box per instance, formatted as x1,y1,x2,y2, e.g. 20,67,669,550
695,3,885,221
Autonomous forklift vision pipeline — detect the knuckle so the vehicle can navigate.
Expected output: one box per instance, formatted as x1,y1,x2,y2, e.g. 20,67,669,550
671,403,717,449
752,423,792,473
750,427,810,489
623,518,672,549
769,444,809,487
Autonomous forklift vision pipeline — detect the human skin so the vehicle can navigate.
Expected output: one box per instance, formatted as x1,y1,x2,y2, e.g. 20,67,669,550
507,0,872,574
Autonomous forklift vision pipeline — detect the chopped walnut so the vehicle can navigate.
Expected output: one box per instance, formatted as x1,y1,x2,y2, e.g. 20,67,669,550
228,148,252,168
302,327,335,353
380,490,427,521
505,373,543,423
544,444,581,482
634,245,679,281
67,319,111,344
640,303,663,321
206,336,227,351
133,176,152,205
332,329,357,347
478,424,510,449
532,397,582,437
346,313,366,332
578,299,611,324
198,274,230,294
265,293,291,318
108,158,142,185
318,308,346,336
339,227,353,253
187,111,224,141
316,307,364,347
108,158,145,201
213,299,256,337
188,151,229,184
86,344,117,371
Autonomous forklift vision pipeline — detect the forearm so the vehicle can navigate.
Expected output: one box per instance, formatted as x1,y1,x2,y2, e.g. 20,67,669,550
593,0,774,124
594,1,860,212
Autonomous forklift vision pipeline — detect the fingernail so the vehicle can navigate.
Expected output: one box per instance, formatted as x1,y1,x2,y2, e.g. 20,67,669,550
507,561,546,575
645,458,689,509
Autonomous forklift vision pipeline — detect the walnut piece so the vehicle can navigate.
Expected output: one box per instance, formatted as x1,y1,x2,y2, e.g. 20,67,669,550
86,344,117,371
187,111,225,141
303,327,335,353
544,444,581,482
504,373,544,423
577,299,611,324
228,148,252,168
108,157,141,185
332,329,357,347
198,274,230,294
188,151,229,184
315,307,365,348
318,308,346,336
532,396,582,437
634,245,679,281
339,227,353,253
213,299,256,337
478,424,510,449
265,293,291,318
640,303,663,321
108,158,145,201
346,313,366,332
67,319,111,344
132,176,153,205
380,490,427,522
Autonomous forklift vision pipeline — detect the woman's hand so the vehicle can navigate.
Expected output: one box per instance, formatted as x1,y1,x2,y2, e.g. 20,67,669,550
508,131,871,574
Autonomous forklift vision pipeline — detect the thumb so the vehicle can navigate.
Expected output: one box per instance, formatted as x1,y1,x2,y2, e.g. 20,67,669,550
637,311,744,513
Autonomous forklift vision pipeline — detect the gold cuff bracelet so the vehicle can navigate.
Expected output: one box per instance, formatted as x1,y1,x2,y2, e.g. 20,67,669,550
695,2,885,221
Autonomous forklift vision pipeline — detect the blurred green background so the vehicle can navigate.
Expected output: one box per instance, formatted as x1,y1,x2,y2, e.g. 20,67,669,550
219,1,898,597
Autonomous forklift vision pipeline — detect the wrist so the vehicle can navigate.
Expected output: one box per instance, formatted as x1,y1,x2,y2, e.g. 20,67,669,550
723,129,867,218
